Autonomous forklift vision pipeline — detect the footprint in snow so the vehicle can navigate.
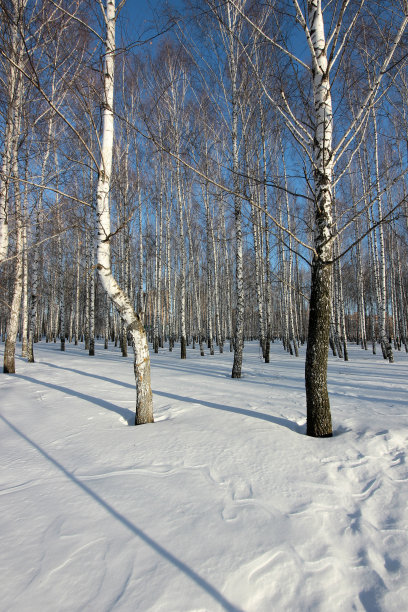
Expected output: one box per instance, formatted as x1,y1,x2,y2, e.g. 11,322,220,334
221,477,254,521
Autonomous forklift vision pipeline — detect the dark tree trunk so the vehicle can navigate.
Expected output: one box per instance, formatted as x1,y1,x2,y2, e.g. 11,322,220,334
305,258,333,437
181,335,187,359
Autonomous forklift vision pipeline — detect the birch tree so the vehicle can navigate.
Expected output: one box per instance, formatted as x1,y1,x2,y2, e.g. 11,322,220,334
2,0,27,373
3,63,24,373
0,0,27,264
95,0,153,424
226,0,408,435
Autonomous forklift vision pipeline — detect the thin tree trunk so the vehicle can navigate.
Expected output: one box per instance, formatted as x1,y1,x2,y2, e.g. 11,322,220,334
89,231,95,356
55,148,65,353
27,207,41,362
74,230,81,346
372,110,393,362
175,156,187,359
21,160,29,358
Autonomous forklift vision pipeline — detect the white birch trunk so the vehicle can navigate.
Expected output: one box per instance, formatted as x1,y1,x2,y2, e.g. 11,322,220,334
395,246,408,351
89,231,95,356
153,156,164,353
185,202,204,355
137,166,144,316
227,4,244,377
0,0,24,264
203,176,221,354
208,194,222,353
372,110,393,362
220,201,233,350
260,104,271,362
3,68,24,373
84,231,90,351
27,207,41,362
74,230,81,346
175,157,187,359
246,150,266,360
4,221,24,373
355,217,367,350
165,199,174,351
21,166,29,358
96,0,153,424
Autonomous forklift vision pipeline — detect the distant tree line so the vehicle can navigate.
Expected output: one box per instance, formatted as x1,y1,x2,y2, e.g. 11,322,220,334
1,0,408,434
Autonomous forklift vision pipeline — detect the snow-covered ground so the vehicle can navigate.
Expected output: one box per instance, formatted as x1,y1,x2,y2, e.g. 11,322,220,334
1,339,407,612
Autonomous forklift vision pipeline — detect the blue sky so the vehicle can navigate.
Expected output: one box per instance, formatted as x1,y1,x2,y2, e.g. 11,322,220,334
120,0,161,37
120,0,178,41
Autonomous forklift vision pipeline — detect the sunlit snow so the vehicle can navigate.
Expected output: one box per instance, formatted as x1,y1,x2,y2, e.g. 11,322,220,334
1,340,407,611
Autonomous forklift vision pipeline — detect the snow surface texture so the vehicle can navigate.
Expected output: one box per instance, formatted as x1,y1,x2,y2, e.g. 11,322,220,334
1,340,407,612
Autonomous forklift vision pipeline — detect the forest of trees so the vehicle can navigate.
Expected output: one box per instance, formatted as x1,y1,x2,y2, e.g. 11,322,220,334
1,0,408,436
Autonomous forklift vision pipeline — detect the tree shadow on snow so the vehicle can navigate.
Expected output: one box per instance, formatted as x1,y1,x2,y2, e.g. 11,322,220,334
0,413,242,612
332,425,351,437
152,360,305,392
153,389,304,434
34,363,303,433
40,362,408,431
14,373,135,424
40,362,135,390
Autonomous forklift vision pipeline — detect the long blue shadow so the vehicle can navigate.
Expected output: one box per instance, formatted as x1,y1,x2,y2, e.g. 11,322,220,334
41,361,305,401
14,374,134,423
40,362,135,390
153,389,303,433
0,413,242,612
33,364,302,432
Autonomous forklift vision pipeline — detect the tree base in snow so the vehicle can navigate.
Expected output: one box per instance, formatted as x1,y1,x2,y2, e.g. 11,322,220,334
307,428,333,438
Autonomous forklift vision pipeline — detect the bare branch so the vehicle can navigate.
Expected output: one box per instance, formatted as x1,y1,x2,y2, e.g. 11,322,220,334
227,0,311,71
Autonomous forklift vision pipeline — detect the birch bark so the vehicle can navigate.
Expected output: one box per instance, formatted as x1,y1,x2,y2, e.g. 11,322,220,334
227,3,244,378
259,99,271,362
74,230,81,346
0,0,24,264
175,157,187,359
153,154,164,353
3,68,24,373
95,0,153,424
88,231,95,356
27,207,41,361
21,155,29,358
372,109,394,362
304,0,334,437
